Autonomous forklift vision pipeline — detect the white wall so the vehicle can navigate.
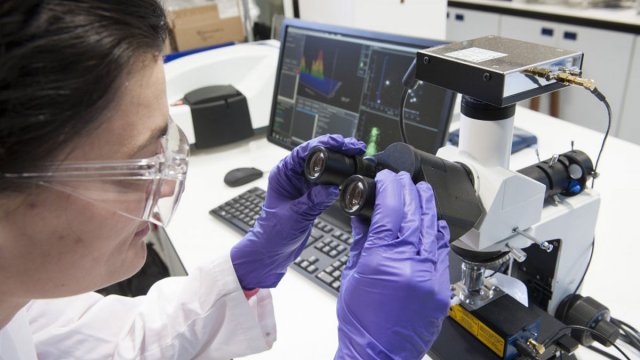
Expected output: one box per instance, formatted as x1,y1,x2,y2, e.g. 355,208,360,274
298,0,447,41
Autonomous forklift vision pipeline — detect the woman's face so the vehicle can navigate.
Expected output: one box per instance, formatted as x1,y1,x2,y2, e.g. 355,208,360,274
0,56,169,299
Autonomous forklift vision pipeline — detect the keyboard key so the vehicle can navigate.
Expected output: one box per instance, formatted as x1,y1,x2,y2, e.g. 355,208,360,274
331,270,341,278
322,246,332,253
294,257,303,265
310,230,323,241
331,280,341,290
324,265,335,274
328,249,339,258
300,260,310,269
340,255,349,263
306,265,318,273
316,272,334,285
307,256,319,264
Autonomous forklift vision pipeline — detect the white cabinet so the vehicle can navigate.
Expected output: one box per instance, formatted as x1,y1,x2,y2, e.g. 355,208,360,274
555,23,635,134
619,36,640,144
500,15,558,47
352,0,447,40
446,6,500,42
499,15,635,135
298,0,447,40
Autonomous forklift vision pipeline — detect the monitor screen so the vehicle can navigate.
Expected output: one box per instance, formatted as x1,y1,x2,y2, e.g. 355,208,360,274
267,19,456,155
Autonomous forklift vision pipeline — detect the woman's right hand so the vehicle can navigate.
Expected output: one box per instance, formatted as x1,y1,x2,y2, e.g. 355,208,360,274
334,170,451,359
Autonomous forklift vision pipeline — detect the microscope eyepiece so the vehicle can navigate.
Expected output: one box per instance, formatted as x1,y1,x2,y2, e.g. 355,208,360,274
303,146,358,185
344,181,364,212
340,175,375,218
306,149,327,180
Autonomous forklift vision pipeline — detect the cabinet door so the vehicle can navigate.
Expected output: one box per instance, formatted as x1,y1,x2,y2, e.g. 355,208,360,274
446,7,500,42
354,0,447,40
556,24,634,134
500,15,558,46
618,36,640,145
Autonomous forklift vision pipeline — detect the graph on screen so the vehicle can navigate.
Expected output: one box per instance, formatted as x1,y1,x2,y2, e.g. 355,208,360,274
299,49,342,98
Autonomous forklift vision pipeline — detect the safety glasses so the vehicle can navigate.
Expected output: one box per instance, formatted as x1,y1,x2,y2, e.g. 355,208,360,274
1,118,189,227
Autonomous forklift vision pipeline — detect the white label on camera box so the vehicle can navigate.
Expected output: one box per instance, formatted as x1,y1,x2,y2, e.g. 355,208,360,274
445,47,507,63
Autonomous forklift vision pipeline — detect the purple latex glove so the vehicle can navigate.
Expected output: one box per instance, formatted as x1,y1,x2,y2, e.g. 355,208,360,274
231,134,366,290
335,170,451,360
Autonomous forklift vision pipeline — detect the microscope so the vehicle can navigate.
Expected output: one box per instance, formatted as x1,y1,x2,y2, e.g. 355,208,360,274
305,36,617,359
417,36,603,359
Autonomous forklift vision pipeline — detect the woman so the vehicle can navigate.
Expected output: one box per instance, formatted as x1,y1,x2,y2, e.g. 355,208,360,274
0,1,451,359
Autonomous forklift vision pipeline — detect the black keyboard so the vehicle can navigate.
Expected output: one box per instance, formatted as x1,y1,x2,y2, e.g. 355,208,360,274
209,187,352,295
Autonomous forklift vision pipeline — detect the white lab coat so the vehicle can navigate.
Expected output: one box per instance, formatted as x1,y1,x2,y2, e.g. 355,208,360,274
0,255,276,359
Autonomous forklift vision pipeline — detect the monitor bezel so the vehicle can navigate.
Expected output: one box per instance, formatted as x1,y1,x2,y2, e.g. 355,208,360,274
267,18,456,153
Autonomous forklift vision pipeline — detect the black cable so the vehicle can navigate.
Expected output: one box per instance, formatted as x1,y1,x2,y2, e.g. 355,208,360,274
399,59,419,145
543,325,631,360
399,87,410,144
619,332,640,352
620,333,640,347
558,239,595,327
589,87,611,189
587,345,623,360
485,261,508,279
613,318,640,345
612,318,640,335
612,318,640,351
619,324,640,347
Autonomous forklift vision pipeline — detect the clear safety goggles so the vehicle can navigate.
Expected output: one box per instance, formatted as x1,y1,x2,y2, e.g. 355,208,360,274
1,118,189,227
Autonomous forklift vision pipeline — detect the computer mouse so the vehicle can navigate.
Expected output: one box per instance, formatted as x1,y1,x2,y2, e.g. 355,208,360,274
224,167,263,187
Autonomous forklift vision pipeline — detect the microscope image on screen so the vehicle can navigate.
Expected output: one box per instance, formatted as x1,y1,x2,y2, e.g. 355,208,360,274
299,49,342,98
297,37,364,108
270,26,454,155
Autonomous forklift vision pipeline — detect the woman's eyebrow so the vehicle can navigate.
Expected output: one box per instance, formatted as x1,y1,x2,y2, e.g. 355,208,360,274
131,124,168,157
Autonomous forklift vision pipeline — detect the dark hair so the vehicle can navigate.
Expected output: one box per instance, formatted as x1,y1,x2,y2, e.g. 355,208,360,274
0,0,168,191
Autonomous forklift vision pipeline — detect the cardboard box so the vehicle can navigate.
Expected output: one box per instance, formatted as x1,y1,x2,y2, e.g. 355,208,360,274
167,3,245,53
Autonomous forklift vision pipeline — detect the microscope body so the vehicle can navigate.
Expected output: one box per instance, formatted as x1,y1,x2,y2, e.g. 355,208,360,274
440,106,600,316
415,36,602,358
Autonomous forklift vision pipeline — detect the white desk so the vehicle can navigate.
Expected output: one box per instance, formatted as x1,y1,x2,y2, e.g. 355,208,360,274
165,106,640,359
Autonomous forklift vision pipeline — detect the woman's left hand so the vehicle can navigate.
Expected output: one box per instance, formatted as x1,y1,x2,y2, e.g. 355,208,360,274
230,134,366,290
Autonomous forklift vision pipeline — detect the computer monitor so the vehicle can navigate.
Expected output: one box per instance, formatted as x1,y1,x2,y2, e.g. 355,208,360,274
267,19,456,155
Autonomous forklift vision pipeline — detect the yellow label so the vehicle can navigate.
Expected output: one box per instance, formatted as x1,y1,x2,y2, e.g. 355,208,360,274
449,304,505,357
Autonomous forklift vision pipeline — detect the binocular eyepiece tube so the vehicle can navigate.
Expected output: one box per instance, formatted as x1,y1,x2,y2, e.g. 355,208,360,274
303,143,484,241
304,146,378,217
304,147,360,185
340,175,376,218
